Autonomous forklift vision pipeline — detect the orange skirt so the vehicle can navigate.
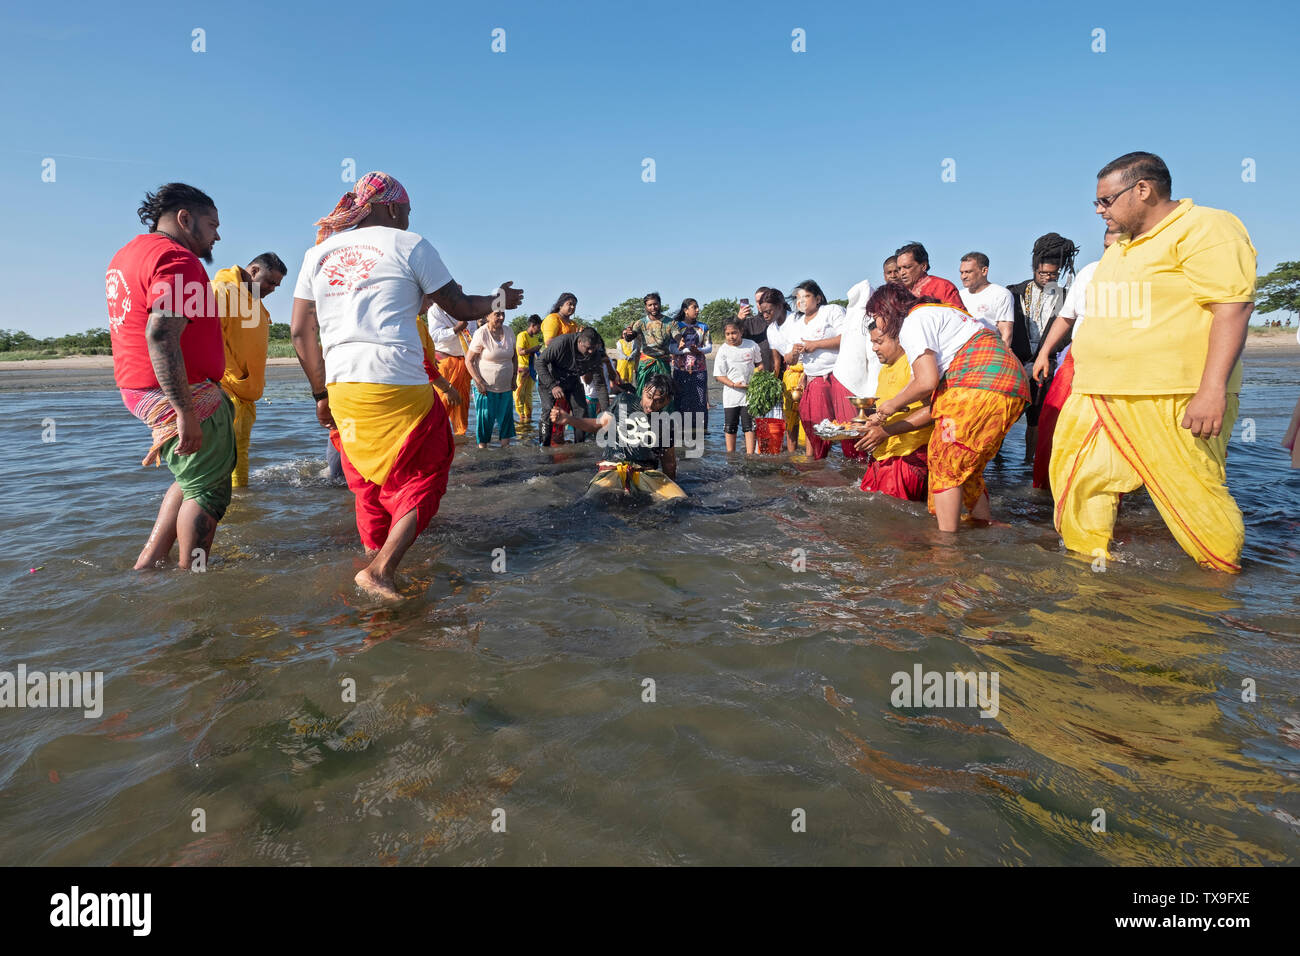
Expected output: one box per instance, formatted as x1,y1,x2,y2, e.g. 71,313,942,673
436,355,471,435
927,386,1026,512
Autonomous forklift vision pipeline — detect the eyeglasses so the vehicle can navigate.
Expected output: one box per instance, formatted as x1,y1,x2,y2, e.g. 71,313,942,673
1093,180,1140,210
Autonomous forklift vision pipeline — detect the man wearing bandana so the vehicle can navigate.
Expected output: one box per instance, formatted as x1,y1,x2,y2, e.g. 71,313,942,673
291,171,523,599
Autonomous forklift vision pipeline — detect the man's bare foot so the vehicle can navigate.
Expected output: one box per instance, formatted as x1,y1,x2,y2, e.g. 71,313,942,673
355,568,403,601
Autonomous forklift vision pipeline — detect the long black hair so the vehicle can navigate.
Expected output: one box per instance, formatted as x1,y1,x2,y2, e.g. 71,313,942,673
673,297,699,323
549,292,577,315
1030,233,1081,282
792,279,828,310
137,183,215,232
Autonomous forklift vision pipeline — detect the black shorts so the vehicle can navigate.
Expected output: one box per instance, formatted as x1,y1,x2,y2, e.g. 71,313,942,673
724,405,753,435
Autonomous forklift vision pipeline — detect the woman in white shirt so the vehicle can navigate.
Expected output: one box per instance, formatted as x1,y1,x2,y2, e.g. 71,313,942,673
866,283,1029,533
782,280,846,459
466,310,519,448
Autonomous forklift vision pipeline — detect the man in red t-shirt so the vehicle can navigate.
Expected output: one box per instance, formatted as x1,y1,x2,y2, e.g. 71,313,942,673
894,241,964,308
107,182,235,570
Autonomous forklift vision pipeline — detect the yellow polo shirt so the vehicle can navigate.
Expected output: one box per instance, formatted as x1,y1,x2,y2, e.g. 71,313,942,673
541,312,579,344
1071,199,1255,396
213,266,270,403
874,355,932,461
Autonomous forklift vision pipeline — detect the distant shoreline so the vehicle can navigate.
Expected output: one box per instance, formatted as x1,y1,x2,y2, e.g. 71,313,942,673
1,335,1293,390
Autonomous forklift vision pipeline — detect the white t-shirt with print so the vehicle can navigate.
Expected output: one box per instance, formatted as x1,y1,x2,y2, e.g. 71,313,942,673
897,304,986,377
294,226,452,385
959,283,1012,331
790,303,846,378
713,339,763,408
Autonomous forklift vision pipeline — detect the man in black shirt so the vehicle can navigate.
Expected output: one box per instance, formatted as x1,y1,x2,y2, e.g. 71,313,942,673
550,373,686,500
536,327,607,445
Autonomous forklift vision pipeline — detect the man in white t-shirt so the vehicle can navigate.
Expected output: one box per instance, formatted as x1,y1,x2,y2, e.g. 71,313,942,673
958,252,1013,345
290,171,523,600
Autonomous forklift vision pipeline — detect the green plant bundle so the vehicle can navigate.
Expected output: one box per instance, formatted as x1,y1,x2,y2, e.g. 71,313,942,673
745,369,784,420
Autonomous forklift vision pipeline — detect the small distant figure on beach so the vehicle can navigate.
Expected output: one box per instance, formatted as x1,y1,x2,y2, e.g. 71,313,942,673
107,182,235,570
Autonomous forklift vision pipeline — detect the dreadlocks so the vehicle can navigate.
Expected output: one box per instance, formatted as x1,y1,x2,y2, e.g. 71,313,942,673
1030,233,1081,283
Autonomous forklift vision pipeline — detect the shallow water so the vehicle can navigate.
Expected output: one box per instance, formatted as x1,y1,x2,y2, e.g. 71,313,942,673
0,358,1296,865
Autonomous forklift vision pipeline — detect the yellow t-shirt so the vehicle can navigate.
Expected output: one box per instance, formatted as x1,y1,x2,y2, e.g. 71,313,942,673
516,330,544,373
874,355,932,460
1071,199,1255,396
213,266,270,403
541,312,579,344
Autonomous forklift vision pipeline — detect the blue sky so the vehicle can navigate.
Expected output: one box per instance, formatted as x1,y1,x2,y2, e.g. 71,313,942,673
2,0,1297,336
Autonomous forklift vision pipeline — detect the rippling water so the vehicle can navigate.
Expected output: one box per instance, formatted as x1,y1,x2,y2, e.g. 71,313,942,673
1,357,1296,865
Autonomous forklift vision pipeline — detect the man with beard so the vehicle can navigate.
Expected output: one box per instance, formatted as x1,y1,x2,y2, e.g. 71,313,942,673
107,183,235,570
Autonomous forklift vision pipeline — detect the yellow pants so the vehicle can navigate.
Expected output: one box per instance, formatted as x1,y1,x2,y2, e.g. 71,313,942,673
586,463,687,501
230,396,256,488
781,364,806,448
1049,392,1243,572
514,373,534,423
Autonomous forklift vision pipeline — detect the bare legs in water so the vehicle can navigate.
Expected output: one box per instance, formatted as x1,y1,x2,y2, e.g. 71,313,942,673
133,481,219,570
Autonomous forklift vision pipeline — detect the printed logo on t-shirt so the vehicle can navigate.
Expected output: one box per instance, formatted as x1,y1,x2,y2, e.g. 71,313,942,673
105,268,131,333
320,244,384,293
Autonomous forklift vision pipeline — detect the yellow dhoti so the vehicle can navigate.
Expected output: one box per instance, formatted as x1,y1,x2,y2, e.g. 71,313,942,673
230,396,256,487
514,371,534,423
586,461,687,501
781,363,805,448
1050,392,1243,572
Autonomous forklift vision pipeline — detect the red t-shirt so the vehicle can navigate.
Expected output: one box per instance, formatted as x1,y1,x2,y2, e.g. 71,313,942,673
913,274,965,309
106,233,224,388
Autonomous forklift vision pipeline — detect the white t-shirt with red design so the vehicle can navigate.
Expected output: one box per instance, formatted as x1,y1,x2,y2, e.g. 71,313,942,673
293,226,453,385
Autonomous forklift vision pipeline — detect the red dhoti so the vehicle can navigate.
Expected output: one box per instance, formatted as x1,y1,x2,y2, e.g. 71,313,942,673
1033,350,1074,491
331,399,454,552
829,373,870,460
859,447,929,501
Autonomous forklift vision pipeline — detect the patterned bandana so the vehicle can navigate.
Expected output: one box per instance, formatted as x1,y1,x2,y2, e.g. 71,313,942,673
314,172,411,244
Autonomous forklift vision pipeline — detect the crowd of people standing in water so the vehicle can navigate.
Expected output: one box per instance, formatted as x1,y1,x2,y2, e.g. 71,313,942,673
103,151,1291,599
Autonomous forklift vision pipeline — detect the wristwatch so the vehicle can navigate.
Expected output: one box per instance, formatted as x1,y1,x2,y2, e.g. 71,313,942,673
312,389,329,402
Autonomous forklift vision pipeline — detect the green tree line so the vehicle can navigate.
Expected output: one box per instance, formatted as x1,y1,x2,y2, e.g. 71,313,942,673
10,264,1297,359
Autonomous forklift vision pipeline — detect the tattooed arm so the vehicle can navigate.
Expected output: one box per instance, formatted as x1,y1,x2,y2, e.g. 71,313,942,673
145,311,202,454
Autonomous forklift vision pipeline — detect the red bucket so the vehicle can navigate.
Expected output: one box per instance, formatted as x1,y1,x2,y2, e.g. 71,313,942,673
755,417,784,454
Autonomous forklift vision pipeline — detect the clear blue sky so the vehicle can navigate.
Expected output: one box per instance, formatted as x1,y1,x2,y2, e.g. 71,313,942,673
2,0,1297,336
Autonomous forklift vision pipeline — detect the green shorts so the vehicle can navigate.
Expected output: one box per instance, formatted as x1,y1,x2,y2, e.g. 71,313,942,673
160,394,237,520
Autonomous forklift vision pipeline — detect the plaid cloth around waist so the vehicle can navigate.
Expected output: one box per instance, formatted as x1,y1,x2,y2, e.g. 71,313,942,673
936,330,1030,401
